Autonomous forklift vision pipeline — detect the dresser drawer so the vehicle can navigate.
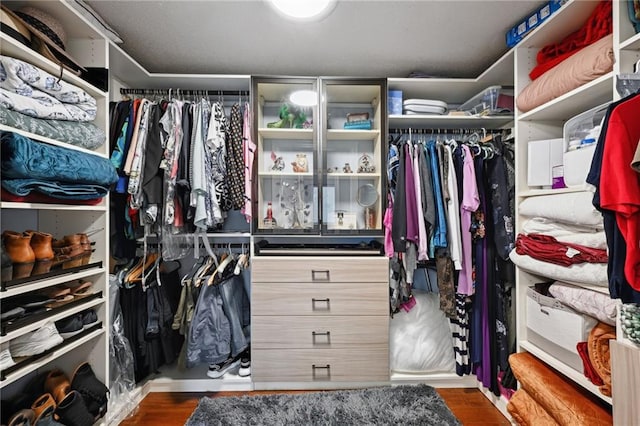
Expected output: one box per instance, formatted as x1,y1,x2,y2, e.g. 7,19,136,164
252,348,389,382
252,256,388,283
251,281,387,316
252,315,388,349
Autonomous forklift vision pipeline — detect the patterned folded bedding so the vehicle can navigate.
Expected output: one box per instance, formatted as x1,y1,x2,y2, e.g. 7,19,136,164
0,106,105,150
549,282,618,325
0,55,97,121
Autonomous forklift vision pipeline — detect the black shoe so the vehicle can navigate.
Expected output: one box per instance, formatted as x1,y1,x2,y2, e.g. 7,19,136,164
79,309,98,329
55,314,83,338
207,356,241,379
238,348,251,377
55,391,93,426
70,363,108,420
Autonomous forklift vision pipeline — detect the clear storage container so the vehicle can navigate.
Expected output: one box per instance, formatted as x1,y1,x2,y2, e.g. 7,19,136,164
457,85,514,116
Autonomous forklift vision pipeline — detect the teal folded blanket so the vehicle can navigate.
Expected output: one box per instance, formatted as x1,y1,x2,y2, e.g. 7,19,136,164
1,131,117,186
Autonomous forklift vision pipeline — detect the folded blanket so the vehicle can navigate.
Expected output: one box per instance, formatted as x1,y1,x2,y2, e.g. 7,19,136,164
510,251,608,287
509,352,612,425
2,179,109,200
587,322,615,397
530,0,612,80
517,34,614,113
549,282,617,325
507,388,559,426
0,55,97,121
1,131,117,186
519,192,603,228
522,218,606,249
0,106,105,150
576,342,605,386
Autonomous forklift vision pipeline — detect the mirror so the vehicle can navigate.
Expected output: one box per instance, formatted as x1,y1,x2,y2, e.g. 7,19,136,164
356,184,378,229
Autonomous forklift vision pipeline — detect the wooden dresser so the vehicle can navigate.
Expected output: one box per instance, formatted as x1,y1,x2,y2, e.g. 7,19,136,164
251,256,389,388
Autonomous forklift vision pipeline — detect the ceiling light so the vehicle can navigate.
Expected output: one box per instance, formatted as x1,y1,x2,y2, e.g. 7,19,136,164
290,90,317,106
268,0,336,21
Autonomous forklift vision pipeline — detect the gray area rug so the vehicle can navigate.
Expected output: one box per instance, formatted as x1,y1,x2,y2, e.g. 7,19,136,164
185,384,461,425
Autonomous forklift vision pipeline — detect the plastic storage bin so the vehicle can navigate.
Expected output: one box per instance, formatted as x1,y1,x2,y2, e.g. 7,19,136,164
526,286,597,372
562,102,609,187
458,86,514,116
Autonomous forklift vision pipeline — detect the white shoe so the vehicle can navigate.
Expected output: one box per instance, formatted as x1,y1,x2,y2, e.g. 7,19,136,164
0,344,16,369
10,322,63,357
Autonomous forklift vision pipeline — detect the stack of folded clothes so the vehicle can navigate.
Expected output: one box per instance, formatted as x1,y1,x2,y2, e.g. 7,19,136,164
0,55,106,150
402,98,448,115
1,131,117,203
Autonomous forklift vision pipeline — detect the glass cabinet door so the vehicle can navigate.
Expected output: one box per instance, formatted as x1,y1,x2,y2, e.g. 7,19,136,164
253,77,319,234
321,79,386,234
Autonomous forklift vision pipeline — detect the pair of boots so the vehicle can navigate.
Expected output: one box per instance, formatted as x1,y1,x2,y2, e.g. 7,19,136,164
2,231,53,280
1,231,92,281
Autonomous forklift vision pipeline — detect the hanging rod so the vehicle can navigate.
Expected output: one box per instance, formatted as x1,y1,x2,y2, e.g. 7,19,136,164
120,88,249,97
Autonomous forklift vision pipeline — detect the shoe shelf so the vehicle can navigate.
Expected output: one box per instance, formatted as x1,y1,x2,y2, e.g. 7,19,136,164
1,291,103,342
0,262,104,298
619,32,640,50
0,323,103,388
519,339,612,405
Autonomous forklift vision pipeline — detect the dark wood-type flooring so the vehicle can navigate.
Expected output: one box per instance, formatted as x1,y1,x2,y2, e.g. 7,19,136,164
119,388,509,425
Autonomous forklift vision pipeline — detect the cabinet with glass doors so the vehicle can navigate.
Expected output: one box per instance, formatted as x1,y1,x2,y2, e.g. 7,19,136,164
252,76,386,236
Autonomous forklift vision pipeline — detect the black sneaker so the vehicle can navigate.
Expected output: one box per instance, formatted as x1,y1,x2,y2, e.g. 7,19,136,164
238,348,251,377
207,356,241,379
70,363,108,420
55,391,94,426
79,309,98,329
55,314,83,338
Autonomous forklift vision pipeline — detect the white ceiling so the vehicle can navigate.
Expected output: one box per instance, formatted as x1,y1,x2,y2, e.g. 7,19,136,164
87,0,544,79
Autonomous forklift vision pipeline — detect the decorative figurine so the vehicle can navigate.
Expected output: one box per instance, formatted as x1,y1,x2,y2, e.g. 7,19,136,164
292,153,308,173
343,162,353,173
271,151,285,171
357,153,375,173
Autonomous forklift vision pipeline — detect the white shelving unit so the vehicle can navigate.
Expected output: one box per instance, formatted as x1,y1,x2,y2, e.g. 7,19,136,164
388,48,515,131
513,0,640,419
0,0,111,420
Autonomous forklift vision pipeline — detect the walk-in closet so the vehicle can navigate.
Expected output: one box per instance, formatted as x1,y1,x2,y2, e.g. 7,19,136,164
1,1,639,425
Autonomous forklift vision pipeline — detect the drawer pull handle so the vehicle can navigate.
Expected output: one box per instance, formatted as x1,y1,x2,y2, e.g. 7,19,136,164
312,364,331,379
312,331,331,344
311,298,331,310
311,270,330,281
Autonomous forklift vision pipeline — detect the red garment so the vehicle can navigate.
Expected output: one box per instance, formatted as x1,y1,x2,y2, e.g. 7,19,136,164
599,95,640,290
529,0,612,80
515,233,608,267
1,188,103,205
576,341,604,386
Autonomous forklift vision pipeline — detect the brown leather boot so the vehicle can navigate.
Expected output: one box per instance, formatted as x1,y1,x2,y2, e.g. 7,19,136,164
2,231,35,279
26,231,54,275
53,234,85,269
79,233,92,265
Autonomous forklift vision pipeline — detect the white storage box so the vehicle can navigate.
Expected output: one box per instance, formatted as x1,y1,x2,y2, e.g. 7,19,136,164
527,138,564,188
526,286,597,372
562,103,609,187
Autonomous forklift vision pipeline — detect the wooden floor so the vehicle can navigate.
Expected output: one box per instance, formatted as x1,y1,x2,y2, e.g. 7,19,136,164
119,388,510,425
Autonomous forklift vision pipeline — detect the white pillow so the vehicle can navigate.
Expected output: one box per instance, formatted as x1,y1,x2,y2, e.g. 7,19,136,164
519,191,603,227
389,291,455,373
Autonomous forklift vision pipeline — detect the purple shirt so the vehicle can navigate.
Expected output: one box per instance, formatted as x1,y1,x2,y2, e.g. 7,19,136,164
404,143,419,243
458,145,480,295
